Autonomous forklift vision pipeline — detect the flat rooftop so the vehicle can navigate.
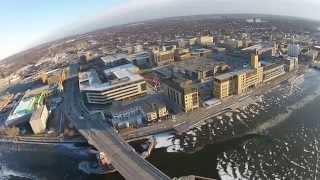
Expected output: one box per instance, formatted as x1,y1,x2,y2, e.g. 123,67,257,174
101,54,129,64
6,96,36,123
214,69,251,81
79,68,144,92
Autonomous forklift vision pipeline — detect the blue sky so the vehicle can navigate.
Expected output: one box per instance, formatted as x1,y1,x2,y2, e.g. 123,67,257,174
1,0,320,61
0,0,125,60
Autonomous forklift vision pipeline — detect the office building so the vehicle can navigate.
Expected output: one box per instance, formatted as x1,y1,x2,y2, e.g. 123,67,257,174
184,62,219,82
225,39,243,49
162,77,199,112
152,50,175,66
263,63,286,83
284,56,299,72
107,95,168,128
191,48,212,57
198,36,214,46
79,68,147,105
174,48,192,61
130,51,151,67
187,37,198,46
41,69,68,87
101,54,140,73
214,54,263,99
288,43,300,57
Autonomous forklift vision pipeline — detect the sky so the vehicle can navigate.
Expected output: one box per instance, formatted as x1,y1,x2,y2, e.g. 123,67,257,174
1,0,320,60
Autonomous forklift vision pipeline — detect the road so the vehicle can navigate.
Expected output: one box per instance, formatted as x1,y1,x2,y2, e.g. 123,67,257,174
63,73,171,180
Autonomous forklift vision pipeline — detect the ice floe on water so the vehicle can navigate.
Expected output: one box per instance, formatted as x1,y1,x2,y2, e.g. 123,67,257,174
0,164,40,180
154,132,175,149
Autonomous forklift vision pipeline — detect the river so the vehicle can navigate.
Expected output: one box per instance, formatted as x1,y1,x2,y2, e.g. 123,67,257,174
1,69,320,180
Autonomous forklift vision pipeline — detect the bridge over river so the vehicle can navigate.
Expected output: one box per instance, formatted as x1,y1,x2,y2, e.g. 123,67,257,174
62,65,170,180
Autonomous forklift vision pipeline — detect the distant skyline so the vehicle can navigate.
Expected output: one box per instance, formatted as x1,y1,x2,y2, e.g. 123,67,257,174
2,0,320,60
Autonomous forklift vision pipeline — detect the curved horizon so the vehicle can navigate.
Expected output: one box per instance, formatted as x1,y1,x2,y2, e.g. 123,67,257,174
2,0,320,61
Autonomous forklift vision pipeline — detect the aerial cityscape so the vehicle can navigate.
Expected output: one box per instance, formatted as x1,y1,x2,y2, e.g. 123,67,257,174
2,1,320,180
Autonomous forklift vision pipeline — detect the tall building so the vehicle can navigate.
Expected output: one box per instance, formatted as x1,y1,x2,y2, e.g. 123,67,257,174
79,69,147,105
214,54,263,99
288,43,300,57
162,77,199,112
251,54,260,69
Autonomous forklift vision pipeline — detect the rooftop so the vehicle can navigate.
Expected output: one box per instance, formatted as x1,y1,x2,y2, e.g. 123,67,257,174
214,69,251,81
79,68,144,92
101,54,129,64
6,96,36,123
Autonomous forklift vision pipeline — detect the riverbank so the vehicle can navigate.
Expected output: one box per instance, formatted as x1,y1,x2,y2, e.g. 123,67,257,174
120,66,304,141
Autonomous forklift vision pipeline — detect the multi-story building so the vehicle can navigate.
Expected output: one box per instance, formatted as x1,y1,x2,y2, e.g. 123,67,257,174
184,62,219,82
213,54,263,99
225,39,243,49
191,48,212,57
187,37,198,46
152,50,175,66
198,36,214,46
41,68,68,87
174,48,192,61
106,95,169,129
263,63,286,83
101,54,140,73
162,77,199,112
130,51,151,68
79,68,147,105
284,56,299,72
288,43,300,57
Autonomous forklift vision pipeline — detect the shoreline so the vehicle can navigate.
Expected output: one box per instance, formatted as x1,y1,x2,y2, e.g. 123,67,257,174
0,67,304,146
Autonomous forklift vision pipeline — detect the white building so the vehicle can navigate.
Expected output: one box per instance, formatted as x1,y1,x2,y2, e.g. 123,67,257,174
79,68,147,105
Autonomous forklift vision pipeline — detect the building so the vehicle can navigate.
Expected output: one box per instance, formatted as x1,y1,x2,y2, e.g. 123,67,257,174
213,54,263,99
284,56,299,72
242,43,275,57
162,77,199,112
29,105,49,134
174,48,192,61
225,39,243,49
41,69,68,87
79,68,147,105
6,91,46,127
198,36,214,46
191,48,212,57
288,43,300,57
152,50,175,66
183,61,222,82
134,44,144,53
263,63,286,83
130,51,151,67
101,54,140,73
102,54,130,67
106,95,168,129
187,37,198,46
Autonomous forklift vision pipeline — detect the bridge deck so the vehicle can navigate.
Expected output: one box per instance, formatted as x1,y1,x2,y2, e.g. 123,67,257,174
63,74,170,180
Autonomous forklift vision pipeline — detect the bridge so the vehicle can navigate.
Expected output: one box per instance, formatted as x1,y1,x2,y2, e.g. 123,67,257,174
62,66,171,180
